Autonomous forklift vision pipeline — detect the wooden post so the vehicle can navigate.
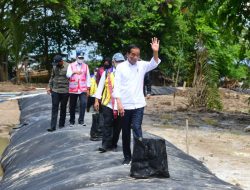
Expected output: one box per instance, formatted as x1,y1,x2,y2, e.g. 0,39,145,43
173,92,176,106
183,81,186,89
186,119,189,154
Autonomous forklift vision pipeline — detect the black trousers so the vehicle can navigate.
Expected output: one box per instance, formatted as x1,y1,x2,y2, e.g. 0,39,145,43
102,106,121,149
69,92,87,124
87,96,95,112
121,107,144,160
50,91,69,129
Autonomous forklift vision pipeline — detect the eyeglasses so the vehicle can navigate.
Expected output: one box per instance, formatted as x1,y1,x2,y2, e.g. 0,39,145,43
78,57,84,60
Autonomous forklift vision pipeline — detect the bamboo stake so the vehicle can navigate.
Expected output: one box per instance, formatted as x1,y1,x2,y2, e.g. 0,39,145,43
186,119,189,154
173,92,176,106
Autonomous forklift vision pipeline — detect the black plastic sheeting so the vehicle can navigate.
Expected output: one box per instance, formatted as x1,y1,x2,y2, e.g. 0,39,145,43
0,95,241,190
151,86,177,95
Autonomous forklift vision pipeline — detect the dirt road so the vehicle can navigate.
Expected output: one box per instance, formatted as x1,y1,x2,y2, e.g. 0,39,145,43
143,93,250,190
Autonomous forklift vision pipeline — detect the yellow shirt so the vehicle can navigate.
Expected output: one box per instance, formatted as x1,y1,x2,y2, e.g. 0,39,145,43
90,76,97,96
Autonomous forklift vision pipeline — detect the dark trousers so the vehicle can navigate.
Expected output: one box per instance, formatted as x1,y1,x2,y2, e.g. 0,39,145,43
121,107,144,159
87,96,95,112
102,106,121,149
69,92,87,124
50,91,69,129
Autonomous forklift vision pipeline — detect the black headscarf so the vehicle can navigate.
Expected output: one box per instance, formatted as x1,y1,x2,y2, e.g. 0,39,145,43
103,57,112,69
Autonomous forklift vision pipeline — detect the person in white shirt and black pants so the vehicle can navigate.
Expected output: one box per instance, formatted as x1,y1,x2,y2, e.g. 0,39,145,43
113,37,161,165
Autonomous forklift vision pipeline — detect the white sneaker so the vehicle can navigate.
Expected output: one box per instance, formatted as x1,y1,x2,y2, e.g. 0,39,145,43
79,123,86,126
244,126,250,132
122,159,131,165
69,123,74,127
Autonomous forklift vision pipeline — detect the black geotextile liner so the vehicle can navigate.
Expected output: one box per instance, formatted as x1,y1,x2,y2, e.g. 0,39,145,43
0,95,241,190
151,86,177,95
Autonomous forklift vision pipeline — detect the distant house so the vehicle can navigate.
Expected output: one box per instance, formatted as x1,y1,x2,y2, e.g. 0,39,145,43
151,69,174,86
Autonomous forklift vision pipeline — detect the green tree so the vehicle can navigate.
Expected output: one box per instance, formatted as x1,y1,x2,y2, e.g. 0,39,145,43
0,0,83,82
78,0,165,58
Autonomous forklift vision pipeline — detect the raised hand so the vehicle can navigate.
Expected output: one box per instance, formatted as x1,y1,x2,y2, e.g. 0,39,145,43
150,37,160,52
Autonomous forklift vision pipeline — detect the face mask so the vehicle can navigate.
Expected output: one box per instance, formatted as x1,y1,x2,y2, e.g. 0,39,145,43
113,61,123,68
104,64,111,69
77,58,84,64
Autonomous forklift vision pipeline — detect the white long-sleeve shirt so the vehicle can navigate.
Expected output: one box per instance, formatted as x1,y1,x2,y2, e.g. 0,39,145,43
113,57,161,109
66,62,91,94
95,68,118,110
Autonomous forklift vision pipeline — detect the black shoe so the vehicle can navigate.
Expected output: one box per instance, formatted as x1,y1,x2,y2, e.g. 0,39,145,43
98,147,107,153
90,137,98,141
47,128,56,132
59,126,65,129
90,137,102,141
122,158,131,165
111,145,118,152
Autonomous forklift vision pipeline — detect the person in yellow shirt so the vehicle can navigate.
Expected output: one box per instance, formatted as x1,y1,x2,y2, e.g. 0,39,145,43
87,71,97,112
94,53,125,152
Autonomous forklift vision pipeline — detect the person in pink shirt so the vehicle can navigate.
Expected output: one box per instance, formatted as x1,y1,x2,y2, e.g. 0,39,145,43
66,51,91,127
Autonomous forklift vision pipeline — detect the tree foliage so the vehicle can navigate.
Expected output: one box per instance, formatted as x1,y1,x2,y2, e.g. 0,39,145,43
0,0,81,68
0,0,249,109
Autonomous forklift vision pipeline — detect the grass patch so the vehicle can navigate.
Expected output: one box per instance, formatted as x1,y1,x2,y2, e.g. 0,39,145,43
160,114,173,120
202,117,218,126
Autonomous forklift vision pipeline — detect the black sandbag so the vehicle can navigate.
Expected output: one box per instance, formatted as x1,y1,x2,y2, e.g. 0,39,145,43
130,138,170,179
90,113,104,141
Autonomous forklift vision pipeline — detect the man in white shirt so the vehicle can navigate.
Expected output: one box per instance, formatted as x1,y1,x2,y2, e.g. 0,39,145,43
113,37,160,165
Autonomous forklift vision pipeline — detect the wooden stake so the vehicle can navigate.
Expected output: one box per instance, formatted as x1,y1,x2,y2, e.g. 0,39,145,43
173,92,176,106
186,119,189,154
183,81,186,89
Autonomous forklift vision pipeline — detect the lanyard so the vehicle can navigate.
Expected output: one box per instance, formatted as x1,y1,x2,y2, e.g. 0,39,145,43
107,71,118,119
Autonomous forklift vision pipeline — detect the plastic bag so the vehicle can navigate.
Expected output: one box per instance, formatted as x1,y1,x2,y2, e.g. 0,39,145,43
130,138,170,179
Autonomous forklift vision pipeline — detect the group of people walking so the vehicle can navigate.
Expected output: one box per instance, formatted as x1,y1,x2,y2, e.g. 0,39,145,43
47,37,161,165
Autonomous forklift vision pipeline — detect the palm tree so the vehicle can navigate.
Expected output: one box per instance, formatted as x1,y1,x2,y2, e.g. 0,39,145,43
189,35,222,110
0,17,26,83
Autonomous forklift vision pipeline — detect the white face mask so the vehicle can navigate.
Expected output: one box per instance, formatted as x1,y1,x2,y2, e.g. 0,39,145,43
113,61,122,68
77,58,84,64
113,62,118,68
